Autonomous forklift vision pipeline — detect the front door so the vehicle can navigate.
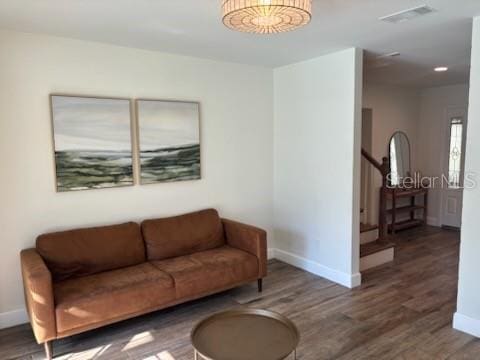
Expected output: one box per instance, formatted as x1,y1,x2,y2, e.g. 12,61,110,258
441,106,468,228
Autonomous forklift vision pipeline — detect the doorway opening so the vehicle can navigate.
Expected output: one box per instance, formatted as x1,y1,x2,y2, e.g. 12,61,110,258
357,51,471,273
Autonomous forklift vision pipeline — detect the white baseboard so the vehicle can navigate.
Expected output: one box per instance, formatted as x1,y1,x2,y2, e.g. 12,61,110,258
272,248,361,288
267,248,276,260
454,312,480,338
0,308,28,330
350,272,362,288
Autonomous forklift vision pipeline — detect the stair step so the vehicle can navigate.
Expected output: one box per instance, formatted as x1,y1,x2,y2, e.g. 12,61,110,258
360,223,378,233
360,240,395,271
360,224,378,244
360,240,394,257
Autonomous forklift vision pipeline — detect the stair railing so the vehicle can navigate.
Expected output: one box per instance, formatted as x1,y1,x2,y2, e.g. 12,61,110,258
361,148,390,239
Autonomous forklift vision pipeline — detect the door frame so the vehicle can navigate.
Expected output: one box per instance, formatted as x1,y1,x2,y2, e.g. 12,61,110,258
440,105,468,228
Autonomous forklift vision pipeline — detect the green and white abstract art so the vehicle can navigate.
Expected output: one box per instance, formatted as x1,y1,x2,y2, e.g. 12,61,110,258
51,95,134,192
136,100,201,184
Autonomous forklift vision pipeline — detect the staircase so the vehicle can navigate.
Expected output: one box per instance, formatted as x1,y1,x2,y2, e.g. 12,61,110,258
360,148,395,271
360,223,394,271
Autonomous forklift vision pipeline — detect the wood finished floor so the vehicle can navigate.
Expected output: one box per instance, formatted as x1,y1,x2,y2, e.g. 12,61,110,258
1,226,479,360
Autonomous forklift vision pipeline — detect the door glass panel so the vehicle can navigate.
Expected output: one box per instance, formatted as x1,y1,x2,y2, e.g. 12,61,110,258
448,117,463,188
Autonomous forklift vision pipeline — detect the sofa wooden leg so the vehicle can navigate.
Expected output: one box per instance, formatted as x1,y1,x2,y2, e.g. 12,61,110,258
258,278,263,293
44,341,53,360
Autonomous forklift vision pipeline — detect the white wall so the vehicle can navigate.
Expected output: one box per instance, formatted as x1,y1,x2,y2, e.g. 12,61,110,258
362,84,421,224
454,16,480,338
273,48,363,288
418,84,470,226
363,84,421,164
0,30,274,328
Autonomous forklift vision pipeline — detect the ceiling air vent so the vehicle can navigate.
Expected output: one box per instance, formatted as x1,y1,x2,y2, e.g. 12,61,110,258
367,52,400,69
380,5,436,24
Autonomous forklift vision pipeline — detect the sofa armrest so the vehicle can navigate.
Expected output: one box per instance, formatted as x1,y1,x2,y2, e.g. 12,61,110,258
222,219,267,278
20,249,56,343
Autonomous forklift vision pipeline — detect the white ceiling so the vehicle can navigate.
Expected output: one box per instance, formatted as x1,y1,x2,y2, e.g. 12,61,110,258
0,0,479,88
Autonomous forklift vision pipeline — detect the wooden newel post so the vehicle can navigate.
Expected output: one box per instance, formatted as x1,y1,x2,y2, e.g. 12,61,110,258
381,156,389,188
379,156,390,240
360,149,391,240
379,188,388,239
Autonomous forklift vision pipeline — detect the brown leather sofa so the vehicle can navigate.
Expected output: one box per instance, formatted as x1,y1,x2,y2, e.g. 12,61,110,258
20,209,267,359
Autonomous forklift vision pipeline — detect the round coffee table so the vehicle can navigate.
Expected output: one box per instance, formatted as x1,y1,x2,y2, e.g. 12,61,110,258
191,308,299,360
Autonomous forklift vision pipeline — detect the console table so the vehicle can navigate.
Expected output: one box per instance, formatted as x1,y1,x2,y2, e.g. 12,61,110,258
382,187,428,234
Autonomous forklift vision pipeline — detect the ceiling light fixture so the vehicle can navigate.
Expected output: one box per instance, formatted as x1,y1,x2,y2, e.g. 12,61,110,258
222,0,312,34
434,66,448,72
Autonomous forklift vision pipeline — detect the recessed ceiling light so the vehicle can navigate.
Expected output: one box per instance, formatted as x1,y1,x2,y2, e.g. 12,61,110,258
434,67,448,72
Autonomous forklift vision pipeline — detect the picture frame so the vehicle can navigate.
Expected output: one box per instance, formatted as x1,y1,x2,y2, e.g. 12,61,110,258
135,99,201,184
50,94,134,192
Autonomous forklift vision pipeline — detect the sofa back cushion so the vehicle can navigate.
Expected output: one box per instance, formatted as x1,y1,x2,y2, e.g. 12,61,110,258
141,209,225,261
36,222,146,281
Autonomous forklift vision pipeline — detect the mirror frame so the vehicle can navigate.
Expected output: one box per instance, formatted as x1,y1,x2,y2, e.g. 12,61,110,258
388,131,412,187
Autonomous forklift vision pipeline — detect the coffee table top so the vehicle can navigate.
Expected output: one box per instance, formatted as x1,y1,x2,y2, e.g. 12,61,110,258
191,308,299,360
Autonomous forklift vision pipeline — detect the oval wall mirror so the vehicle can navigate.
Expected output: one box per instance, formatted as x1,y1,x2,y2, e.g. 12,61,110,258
389,131,411,186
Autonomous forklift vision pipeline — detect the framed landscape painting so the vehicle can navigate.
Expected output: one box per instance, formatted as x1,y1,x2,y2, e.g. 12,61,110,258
51,95,134,192
136,100,201,184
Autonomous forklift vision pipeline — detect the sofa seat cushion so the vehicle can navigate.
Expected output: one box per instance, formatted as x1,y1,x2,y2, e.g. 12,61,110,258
150,246,259,299
53,263,175,334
